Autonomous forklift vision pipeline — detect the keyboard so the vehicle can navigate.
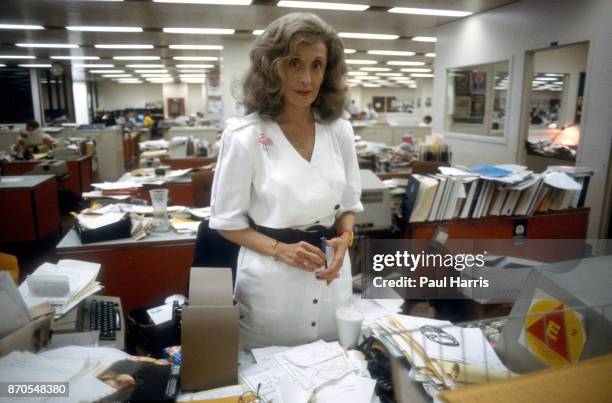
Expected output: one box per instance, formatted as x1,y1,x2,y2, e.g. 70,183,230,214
82,296,125,349
87,299,121,341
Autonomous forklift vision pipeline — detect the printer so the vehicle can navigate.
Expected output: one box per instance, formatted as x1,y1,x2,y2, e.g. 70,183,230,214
27,160,69,179
355,169,392,231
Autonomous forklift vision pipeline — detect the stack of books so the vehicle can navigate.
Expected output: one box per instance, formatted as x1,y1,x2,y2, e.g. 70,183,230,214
403,164,593,223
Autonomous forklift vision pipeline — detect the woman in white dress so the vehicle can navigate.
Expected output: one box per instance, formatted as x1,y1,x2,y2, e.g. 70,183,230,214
209,13,363,349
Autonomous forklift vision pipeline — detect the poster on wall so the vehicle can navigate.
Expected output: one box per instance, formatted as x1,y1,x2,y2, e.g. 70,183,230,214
454,73,470,94
373,96,385,112
470,95,485,118
207,74,222,97
386,97,398,112
453,96,471,118
425,97,432,107
470,71,487,94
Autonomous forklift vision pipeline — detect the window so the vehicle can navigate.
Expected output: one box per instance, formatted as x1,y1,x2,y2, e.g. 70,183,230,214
445,61,509,137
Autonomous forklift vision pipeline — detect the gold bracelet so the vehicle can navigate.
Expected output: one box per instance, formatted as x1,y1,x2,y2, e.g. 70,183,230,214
271,239,279,261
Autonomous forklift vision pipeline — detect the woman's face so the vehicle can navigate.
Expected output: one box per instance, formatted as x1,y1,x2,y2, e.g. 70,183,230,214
281,41,327,110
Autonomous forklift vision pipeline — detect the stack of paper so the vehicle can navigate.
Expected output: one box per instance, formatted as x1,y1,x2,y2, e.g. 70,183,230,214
0,272,32,338
371,314,515,399
239,340,376,403
19,260,103,318
0,346,129,403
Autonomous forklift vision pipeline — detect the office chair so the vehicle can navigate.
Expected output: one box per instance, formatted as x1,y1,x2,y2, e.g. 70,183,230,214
191,220,240,288
191,170,215,208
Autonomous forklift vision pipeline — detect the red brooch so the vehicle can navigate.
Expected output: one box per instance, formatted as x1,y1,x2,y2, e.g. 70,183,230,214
258,132,274,151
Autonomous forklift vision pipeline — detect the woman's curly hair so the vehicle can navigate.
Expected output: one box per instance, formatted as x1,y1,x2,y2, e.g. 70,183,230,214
242,12,348,122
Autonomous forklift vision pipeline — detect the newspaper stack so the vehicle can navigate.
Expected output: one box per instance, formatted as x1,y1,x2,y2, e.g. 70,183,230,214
18,259,103,318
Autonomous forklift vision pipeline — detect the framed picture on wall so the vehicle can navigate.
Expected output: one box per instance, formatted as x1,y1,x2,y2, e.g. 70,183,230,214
425,97,432,107
454,73,470,94
386,97,398,112
373,96,385,112
453,96,471,118
470,94,485,118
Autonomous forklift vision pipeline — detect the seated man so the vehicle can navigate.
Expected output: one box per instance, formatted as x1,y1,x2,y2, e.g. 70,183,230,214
12,120,55,157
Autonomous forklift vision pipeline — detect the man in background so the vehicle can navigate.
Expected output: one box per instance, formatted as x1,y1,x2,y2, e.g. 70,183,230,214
13,120,54,157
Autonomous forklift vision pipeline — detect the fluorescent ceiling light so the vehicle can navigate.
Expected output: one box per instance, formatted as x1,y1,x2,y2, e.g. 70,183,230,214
0,24,44,30
90,69,125,73
163,27,235,35
102,74,132,77
553,81,564,84
51,56,100,60
535,77,557,81
277,1,369,11
545,73,564,77
410,73,434,77
360,67,391,72
344,49,356,54
175,64,214,68
67,26,142,32
169,44,223,50
355,76,378,80
0,64,5,67
73,64,114,68
412,36,436,42
16,43,78,48
96,44,154,49
388,7,471,17
18,64,51,68
387,61,425,66
376,72,403,76
0,55,36,59
146,78,174,83
363,84,381,87
346,59,377,65
425,53,436,58
178,69,208,73
348,71,367,76
113,56,161,60
153,0,251,4
172,56,218,61
118,81,143,84
340,32,399,40
367,50,415,56
126,64,165,68
400,68,431,72
135,69,168,73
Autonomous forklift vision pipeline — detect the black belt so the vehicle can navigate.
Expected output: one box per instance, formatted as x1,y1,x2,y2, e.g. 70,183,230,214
249,219,336,247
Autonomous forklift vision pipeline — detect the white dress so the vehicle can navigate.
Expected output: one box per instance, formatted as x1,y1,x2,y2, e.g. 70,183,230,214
209,112,363,349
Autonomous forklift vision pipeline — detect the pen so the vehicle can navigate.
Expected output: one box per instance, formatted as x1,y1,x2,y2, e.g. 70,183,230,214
320,236,327,269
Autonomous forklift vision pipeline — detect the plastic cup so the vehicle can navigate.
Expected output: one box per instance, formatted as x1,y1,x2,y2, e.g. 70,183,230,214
335,305,364,349
149,188,170,232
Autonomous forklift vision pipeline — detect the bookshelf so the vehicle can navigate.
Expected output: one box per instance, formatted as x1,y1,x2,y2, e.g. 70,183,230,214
404,208,589,262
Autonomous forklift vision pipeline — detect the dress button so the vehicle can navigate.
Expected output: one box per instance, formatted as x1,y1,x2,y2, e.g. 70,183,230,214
313,299,318,304
311,321,316,327
334,204,340,210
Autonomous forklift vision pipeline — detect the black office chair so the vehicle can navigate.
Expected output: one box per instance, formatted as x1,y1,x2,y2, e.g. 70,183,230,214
191,220,240,288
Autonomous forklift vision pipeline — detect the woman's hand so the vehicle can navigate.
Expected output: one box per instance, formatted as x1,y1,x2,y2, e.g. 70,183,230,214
315,233,351,283
276,241,326,272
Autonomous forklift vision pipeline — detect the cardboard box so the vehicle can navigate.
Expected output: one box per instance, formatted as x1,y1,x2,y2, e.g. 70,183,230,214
460,256,541,304
0,313,53,358
181,267,239,391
